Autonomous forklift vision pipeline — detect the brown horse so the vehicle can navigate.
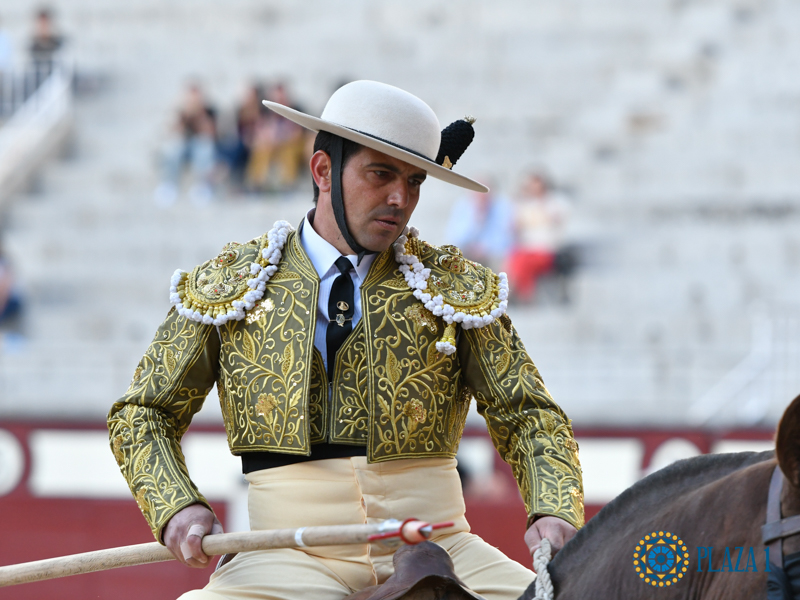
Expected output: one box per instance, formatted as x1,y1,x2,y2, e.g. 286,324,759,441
524,394,800,599
343,397,800,600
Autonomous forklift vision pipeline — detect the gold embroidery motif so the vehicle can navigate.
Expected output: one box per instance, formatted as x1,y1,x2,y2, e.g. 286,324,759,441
256,393,279,417
177,236,265,320
403,304,439,333
131,366,143,384
498,314,514,344
163,347,177,374
570,486,585,512
439,253,468,274
458,386,473,404
218,379,234,434
308,349,327,443
380,277,410,290
135,487,150,514
196,267,249,301
495,351,511,377
385,348,402,384
269,262,302,282
403,399,426,423
245,298,275,324
112,435,125,465
330,320,369,443
210,242,241,268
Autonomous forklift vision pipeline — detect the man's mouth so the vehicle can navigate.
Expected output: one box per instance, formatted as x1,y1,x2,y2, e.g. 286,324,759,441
374,217,399,231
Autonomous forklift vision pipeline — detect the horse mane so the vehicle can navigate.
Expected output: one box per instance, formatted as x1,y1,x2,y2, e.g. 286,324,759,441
551,450,774,568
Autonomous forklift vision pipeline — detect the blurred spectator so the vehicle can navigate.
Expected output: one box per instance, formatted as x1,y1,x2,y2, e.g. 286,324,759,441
445,177,513,272
0,15,13,73
29,7,64,81
0,245,23,335
506,172,572,303
218,82,265,189
154,82,218,206
0,15,13,114
245,82,307,192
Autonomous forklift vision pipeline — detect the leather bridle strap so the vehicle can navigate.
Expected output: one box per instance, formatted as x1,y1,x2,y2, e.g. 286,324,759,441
763,466,800,570
329,135,375,266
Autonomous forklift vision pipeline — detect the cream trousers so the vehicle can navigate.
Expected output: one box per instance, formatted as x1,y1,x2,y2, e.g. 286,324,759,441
178,457,534,600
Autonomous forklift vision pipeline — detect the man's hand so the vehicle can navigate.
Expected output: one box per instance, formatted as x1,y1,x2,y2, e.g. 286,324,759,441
163,504,223,568
524,516,577,570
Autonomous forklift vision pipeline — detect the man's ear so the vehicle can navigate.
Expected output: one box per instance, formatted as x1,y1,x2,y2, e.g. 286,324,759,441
310,150,332,194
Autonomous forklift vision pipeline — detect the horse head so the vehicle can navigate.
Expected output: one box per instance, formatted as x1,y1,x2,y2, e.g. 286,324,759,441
776,393,800,490
534,410,791,598
773,393,800,560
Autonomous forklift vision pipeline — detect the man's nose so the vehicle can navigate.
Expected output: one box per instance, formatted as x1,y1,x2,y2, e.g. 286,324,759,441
386,180,410,207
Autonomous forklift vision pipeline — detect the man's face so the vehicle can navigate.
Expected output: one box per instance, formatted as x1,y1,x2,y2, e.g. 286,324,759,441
340,147,427,252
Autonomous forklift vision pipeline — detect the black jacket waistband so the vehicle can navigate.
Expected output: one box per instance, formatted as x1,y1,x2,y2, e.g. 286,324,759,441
241,443,367,473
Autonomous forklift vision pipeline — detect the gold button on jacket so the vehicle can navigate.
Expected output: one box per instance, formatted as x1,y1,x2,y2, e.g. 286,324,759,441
108,227,584,540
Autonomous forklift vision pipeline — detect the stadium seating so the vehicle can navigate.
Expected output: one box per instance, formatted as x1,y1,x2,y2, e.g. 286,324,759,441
0,0,799,427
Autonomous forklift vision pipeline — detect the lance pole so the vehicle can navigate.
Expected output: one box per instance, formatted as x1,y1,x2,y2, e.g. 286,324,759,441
0,519,453,588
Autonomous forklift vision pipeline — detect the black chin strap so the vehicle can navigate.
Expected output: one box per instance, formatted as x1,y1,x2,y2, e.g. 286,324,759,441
330,135,376,266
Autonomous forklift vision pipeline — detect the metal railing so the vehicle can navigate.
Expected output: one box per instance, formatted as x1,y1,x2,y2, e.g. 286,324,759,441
0,62,66,119
0,59,73,211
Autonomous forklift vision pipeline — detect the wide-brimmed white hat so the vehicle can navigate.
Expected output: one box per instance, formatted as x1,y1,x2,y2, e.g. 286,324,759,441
262,80,488,193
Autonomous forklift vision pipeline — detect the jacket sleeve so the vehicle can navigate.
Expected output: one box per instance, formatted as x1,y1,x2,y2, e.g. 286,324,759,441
458,314,584,530
108,307,221,541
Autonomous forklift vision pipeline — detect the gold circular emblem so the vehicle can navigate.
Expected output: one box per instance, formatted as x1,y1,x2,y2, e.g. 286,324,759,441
337,301,349,311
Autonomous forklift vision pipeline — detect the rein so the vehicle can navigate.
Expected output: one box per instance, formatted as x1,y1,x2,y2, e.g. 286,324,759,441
763,466,800,569
532,538,554,600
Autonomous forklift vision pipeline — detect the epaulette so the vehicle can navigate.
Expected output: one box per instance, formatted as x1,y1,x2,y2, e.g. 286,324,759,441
169,221,294,326
393,227,509,354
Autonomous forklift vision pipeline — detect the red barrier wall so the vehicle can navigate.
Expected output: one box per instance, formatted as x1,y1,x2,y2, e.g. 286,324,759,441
0,421,774,598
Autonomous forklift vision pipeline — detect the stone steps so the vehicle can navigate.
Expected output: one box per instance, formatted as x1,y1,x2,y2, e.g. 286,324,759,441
2,0,800,427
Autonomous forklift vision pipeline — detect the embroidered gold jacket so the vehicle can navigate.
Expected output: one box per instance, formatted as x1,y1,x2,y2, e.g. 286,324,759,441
108,226,584,540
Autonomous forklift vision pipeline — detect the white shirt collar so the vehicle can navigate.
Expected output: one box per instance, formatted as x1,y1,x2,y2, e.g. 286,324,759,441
300,209,376,280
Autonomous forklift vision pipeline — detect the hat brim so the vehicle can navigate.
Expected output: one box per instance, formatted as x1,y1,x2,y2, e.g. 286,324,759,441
262,100,489,193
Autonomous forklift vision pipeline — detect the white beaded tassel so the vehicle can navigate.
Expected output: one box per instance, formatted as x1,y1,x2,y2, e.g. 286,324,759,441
391,226,509,354
170,220,294,326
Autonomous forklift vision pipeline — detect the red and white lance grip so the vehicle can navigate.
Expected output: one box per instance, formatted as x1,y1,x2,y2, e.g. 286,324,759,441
367,518,455,544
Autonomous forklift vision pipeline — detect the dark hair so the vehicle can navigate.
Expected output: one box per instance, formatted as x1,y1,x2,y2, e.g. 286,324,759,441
311,131,363,204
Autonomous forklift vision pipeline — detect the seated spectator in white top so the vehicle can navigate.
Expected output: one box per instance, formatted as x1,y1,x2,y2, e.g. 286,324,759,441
507,172,571,303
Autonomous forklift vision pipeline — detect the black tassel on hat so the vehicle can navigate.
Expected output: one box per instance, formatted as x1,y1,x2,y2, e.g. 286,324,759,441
435,116,476,169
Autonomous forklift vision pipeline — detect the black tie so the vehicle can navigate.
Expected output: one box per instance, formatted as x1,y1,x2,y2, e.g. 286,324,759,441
326,256,355,380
